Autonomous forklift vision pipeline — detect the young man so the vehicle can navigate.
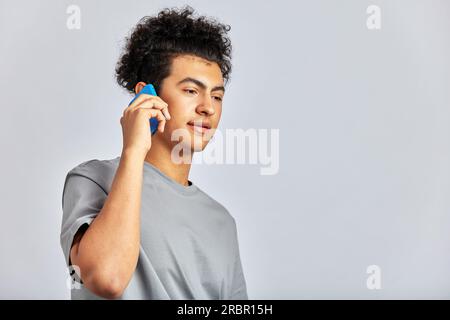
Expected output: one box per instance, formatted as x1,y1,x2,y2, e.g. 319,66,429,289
60,7,248,300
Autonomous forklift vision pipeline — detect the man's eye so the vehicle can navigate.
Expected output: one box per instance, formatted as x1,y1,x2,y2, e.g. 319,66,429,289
213,96,223,101
184,89,197,95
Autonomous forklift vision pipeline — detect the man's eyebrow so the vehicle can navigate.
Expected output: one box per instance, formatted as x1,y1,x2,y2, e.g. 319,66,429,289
176,77,225,93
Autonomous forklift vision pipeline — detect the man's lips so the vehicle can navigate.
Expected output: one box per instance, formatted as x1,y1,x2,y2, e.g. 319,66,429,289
187,123,211,134
187,121,211,134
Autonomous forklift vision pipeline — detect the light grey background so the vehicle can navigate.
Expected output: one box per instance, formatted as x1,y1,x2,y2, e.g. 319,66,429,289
1,0,449,299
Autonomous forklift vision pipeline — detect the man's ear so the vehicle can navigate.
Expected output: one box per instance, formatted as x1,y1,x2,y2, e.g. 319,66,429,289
134,82,147,94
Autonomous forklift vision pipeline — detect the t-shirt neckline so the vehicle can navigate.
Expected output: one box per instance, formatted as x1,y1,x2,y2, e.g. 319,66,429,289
142,160,198,195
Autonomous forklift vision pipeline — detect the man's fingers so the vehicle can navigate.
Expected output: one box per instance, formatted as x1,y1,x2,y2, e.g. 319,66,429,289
139,107,167,132
160,106,171,120
139,100,171,120
125,93,149,111
128,95,171,120
125,92,167,108
131,94,167,109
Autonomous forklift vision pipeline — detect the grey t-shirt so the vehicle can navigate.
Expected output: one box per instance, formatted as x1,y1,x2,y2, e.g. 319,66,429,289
60,156,248,300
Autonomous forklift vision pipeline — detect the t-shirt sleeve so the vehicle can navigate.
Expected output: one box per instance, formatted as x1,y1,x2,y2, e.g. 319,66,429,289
229,219,249,300
60,172,107,267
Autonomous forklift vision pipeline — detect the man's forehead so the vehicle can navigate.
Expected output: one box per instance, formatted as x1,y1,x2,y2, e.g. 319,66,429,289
170,54,224,85
174,54,213,65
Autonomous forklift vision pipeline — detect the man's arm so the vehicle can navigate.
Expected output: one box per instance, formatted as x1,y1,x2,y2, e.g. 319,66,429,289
70,150,144,299
69,93,170,299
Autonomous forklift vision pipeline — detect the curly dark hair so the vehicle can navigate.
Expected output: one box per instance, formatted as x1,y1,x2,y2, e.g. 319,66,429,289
115,6,232,95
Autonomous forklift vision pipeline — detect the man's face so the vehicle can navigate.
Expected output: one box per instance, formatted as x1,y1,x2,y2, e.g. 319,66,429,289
156,54,224,153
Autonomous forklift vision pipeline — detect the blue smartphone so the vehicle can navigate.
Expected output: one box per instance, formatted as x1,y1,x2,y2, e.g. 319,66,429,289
128,83,159,135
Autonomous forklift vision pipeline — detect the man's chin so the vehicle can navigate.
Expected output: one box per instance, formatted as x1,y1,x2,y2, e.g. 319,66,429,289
189,131,213,152
167,127,213,162
191,141,210,152
168,140,209,164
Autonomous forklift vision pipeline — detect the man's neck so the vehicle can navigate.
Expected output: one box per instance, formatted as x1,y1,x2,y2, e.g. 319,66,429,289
144,137,192,187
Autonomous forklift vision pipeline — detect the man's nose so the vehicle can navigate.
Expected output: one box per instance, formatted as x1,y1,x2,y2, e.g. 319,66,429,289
196,96,215,116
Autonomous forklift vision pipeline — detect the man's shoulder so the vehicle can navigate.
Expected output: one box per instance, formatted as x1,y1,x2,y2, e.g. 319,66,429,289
69,156,119,172
65,156,121,191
